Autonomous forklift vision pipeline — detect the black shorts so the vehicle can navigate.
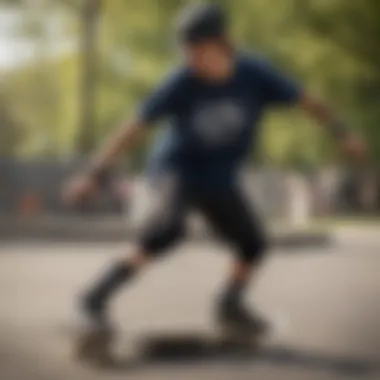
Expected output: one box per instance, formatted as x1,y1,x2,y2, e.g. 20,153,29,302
139,176,268,264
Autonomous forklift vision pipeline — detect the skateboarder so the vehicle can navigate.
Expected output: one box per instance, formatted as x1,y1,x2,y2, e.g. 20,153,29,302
64,3,366,356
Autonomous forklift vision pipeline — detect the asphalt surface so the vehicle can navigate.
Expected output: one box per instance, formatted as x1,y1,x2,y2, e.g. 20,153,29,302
0,236,379,380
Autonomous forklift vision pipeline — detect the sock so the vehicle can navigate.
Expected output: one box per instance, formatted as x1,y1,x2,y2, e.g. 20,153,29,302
220,279,246,309
83,262,136,311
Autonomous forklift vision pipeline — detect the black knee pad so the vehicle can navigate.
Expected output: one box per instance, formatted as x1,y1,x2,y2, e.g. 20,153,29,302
140,222,185,257
237,235,269,265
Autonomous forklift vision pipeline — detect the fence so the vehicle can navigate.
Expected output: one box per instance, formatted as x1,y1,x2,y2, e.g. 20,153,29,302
0,158,125,216
0,158,365,222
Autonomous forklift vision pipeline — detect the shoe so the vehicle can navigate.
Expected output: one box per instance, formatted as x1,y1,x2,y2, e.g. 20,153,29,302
74,296,115,366
217,301,270,340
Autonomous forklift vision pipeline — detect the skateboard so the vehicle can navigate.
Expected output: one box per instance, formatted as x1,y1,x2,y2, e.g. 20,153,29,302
73,327,269,367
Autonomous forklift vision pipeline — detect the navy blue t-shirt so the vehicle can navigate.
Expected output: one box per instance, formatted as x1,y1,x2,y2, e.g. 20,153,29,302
138,53,302,189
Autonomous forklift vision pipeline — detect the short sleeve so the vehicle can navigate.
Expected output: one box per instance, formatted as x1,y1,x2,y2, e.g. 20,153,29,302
137,69,187,125
255,58,302,107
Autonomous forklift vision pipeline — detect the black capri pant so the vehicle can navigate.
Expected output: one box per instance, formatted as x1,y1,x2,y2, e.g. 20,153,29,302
139,176,268,264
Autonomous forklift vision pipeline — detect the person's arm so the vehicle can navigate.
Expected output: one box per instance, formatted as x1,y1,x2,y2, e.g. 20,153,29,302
64,69,186,204
88,68,186,183
299,92,367,161
63,118,147,204
87,118,146,185
255,57,367,161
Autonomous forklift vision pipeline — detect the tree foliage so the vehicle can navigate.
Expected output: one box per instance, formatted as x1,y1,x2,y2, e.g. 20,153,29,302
1,0,380,166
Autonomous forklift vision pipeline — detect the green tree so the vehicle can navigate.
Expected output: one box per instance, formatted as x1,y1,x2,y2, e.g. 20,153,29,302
3,0,380,167
302,0,380,163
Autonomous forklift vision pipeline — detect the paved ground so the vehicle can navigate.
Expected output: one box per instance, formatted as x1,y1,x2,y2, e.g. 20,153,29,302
0,236,380,380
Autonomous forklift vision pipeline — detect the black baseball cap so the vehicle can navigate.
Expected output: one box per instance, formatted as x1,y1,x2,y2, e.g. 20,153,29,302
176,3,228,45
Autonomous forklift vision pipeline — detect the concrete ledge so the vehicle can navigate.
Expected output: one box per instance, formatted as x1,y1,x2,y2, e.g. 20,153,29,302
0,217,332,248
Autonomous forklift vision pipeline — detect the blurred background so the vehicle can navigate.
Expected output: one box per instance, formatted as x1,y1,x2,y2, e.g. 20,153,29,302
1,0,380,232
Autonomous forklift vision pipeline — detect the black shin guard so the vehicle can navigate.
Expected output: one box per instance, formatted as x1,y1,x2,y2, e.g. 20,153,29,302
83,262,135,311
220,280,246,309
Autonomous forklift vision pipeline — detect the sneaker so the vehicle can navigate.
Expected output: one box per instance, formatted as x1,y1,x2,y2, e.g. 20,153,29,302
217,301,270,339
74,296,115,366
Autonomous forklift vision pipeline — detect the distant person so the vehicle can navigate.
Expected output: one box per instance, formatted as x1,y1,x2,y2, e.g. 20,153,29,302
64,3,366,358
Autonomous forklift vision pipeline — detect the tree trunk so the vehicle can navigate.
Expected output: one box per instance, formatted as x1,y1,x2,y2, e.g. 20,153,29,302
76,0,100,154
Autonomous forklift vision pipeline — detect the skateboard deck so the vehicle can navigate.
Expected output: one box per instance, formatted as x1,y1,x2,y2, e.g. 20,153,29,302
73,328,268,367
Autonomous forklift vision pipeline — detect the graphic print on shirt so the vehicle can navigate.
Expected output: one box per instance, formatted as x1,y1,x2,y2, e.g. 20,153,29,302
191,99,246,146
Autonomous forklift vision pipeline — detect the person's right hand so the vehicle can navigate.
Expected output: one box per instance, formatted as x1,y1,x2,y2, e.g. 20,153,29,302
62,173,98,206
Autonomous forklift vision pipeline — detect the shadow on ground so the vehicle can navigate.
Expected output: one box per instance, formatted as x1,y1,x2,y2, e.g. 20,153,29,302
92,333,380,377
